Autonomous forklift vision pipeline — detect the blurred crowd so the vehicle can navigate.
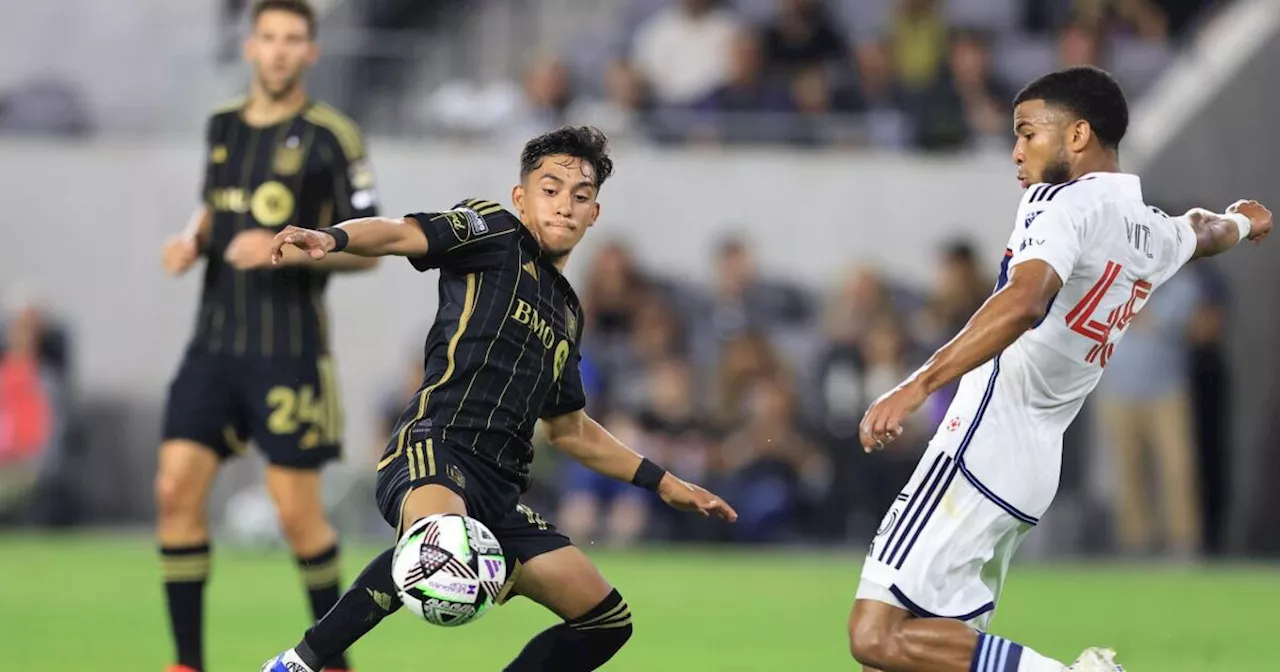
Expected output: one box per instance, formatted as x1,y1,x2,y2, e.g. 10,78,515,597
424,0,1225,150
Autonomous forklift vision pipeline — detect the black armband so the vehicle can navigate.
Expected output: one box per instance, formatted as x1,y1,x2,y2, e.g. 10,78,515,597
630,458,667,492
318,226,349,252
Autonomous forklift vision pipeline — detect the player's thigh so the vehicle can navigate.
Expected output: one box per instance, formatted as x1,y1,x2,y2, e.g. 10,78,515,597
848,597,912,665
862,449,1022,630
375,436,472,535
154,439,222,517
244,355,344,470
510,544,614,621
161,351,245,469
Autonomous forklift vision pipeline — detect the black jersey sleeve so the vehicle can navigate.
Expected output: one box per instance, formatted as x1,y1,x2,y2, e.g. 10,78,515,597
321,125,379,222
540,308,588,419
200,115,219,206
406,199,519,273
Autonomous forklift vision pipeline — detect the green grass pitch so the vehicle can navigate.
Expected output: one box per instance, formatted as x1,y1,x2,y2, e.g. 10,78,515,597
1,534,1274,670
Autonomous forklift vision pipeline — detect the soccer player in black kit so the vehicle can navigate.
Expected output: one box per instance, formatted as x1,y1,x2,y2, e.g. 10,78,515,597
155,3,375,671
260,126,738,672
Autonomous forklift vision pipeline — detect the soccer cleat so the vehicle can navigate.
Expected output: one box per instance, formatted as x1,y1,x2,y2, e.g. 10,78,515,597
260,650,315,672
165,666,199,672
1068,647,1124,671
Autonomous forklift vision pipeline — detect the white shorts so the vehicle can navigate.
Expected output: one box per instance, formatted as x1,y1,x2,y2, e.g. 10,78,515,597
856,445,1033,632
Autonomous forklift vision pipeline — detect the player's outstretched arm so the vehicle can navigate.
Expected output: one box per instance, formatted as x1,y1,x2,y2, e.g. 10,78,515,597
1184,200,1272,260
859,260,1062,451
270,216,429,265
541,410,738,522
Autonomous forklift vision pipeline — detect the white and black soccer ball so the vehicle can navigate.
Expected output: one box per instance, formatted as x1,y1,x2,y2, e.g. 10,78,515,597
392,513,507,627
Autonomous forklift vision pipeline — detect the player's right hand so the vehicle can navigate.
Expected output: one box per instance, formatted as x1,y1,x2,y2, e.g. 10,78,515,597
161,234,200,276
1228,200,1273,243
270,225,335,265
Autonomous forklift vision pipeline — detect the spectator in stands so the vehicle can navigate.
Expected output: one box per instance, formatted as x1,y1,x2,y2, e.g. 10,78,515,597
1185,262,1232,556
760,0,847,76
712,330,786,431
787,65,862,147
717,374,828,543
0,292,68,519
631,0,744,107
499,54,576,142
633,359,716,540
851,40,912,149
947,29,1011,150
1095,271,1203,558
694,236,814,361
568,60,654,143
1072,0,1170,41
1058,20,1104,67
606,292,688,413
694,31,793,144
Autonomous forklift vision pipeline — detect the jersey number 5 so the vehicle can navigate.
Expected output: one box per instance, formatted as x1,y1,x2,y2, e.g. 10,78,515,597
1064,260,1151,368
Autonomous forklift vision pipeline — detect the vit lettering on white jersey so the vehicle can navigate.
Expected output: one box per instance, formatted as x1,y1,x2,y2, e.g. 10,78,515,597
934,172,1198,523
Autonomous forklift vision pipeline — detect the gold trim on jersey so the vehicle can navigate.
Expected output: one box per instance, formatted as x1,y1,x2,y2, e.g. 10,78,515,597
304,102,364,161
378,273,479,471
463,199,505,217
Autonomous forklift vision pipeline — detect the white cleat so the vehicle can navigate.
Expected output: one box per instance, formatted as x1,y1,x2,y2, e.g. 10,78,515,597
1068,647,1124,671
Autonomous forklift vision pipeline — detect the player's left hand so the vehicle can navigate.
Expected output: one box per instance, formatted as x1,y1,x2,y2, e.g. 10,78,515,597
657,474,738,522
270,225,336,265
859,378,929,453
224,229,279,270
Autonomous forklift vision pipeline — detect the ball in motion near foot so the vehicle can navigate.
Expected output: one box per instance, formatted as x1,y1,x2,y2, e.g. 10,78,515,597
392,513,507,626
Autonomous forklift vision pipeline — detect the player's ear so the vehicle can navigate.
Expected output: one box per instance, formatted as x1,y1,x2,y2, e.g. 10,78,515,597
306,40,320,66
589,202,600,227
1068,118,1092,152
511,184,525,216
242,36,255,64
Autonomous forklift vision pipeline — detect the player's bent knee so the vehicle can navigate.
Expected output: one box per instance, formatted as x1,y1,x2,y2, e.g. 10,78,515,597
566,589,634,659
154,442,218,524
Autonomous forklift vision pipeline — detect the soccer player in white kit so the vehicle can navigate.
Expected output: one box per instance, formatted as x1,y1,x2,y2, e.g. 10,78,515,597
846,66,1273,672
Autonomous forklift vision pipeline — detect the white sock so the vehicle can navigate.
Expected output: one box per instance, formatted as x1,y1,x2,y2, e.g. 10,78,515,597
972,633,1068,672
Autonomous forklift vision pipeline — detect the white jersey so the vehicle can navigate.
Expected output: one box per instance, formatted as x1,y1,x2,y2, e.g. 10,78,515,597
936,172,1197,523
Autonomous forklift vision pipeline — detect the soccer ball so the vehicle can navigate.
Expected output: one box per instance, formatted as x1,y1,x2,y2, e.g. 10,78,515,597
392,513,507,627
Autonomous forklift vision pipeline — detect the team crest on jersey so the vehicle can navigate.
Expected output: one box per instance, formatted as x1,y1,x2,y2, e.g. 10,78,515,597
552,340,571,382
1023,210,1042,229
565,307,578,344
273,136,304,176
349,159,375,190
446,464,466,490
210,144,228,164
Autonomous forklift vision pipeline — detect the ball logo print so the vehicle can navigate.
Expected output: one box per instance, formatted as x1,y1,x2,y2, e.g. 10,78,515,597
391,514,507,627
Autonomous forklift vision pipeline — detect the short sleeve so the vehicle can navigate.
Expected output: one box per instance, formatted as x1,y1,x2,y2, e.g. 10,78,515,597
326,134,379,221
1151,214,1199,287
541,349,587,419
406,200,518,273
1008,199,1085,284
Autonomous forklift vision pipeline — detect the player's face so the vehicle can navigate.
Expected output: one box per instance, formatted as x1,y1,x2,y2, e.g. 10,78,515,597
244,10,317,100
1011,99,1072,188
512,155,601,262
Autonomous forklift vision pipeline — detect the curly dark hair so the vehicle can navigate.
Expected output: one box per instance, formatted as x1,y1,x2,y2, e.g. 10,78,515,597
520,125,614,190
1013,65,1129,149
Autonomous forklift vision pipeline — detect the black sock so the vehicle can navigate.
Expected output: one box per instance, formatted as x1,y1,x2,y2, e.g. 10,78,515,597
296,548,401,670
297,544,350,669
161,543,211,671
504,589,633,672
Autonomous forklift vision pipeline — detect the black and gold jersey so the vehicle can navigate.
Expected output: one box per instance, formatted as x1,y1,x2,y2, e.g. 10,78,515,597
190,99,379,358
379,200,587,491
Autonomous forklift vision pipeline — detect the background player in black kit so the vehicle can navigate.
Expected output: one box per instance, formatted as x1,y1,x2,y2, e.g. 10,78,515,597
155,3,376,672
260,126,738,672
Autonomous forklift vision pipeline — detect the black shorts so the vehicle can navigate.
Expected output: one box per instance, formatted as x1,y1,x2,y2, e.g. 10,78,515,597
162,351,343,469
375,426,571,576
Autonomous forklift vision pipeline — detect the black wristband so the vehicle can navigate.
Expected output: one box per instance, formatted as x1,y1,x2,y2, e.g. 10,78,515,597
318,226,349,252
631,457,667,492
